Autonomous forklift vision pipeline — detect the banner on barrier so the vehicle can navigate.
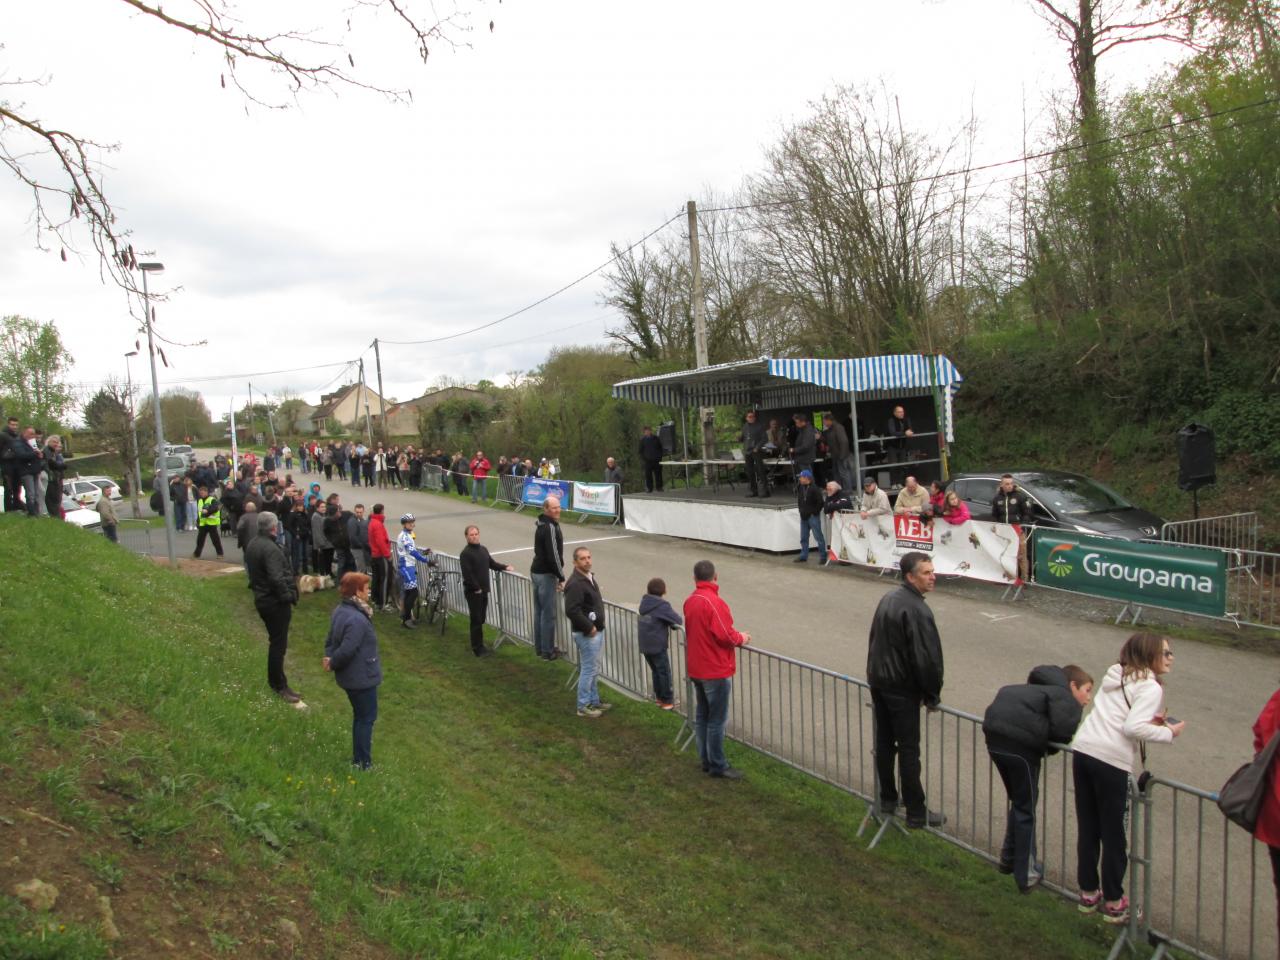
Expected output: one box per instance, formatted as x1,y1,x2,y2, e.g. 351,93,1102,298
571,482,617,517
521,477,572,507
1033,530,1227,616
829,513,1020,584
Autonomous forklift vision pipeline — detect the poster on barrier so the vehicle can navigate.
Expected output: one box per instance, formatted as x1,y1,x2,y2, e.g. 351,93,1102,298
571,482,617,517
521,477,572,508
829,512,1020,584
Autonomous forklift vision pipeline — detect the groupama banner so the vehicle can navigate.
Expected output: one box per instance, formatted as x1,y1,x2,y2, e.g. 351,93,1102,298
1033,530,1227,617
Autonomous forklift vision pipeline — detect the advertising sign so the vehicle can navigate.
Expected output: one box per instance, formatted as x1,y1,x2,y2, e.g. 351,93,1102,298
829,513,1021,584
571,482,618,517
1033,531,1227,617
521,477,572,508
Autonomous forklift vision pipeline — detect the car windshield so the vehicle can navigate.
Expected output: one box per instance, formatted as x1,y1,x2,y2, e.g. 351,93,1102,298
1033,475,1133,515
61,497,81,511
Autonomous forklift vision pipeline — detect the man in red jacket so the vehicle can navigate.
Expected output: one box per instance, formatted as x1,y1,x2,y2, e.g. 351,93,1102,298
683,560,752,780
367,503,394,612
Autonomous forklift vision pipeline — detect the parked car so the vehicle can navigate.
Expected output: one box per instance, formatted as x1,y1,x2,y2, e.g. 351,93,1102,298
63,475,122,508
60,495,102,532
948,469,1165,541
163,444,197,469
153,455,187,476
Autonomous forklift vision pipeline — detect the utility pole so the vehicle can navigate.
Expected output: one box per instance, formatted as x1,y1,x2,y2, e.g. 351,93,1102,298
687,200,713,472
247,381,256,446
373,338,389,443
358,358,375,447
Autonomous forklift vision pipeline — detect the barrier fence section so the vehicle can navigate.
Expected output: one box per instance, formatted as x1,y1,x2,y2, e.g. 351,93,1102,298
414,552,1275,960
1162,513,1260,556
115,518,154,554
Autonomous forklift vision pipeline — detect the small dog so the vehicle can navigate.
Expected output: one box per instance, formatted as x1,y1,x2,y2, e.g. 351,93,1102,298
297,574,335,594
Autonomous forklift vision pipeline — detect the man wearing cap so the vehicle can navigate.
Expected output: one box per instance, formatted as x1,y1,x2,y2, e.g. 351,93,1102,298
794,469,828,565
859,476,892,520
395,513,434,628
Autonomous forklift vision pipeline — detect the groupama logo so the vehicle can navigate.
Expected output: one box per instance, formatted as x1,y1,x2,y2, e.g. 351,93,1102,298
1046,543,1074,577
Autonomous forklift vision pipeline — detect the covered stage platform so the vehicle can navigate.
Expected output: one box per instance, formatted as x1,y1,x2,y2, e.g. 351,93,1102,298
614,355,963,552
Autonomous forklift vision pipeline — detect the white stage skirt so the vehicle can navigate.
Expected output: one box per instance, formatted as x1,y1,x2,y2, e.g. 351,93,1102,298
623,496,800,552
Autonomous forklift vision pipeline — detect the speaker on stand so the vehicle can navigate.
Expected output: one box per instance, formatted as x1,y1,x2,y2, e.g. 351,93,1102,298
1176,423,1216,519
658,421,676,457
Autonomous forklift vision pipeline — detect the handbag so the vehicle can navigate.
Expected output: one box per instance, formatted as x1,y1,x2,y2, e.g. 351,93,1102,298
1218,730,1280,833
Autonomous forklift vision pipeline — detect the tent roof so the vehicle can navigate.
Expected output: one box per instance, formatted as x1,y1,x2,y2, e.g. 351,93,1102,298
611,354,962,409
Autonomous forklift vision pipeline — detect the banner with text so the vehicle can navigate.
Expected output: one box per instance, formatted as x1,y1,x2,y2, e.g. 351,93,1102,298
571,482,618,517
521,477,572,508
1033,530,1227,617
829,513,1021,584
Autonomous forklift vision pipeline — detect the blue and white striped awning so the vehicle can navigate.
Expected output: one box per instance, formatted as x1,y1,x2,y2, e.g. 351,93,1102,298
611,355,962,409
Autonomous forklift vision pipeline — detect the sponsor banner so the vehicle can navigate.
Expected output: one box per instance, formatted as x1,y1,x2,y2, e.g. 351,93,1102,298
829,513,1021,585
521,477,572,508
1034,530,1226,617
571,482,618,517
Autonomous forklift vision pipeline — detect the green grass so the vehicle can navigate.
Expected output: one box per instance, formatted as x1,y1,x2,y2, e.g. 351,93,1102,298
0,516,1121,958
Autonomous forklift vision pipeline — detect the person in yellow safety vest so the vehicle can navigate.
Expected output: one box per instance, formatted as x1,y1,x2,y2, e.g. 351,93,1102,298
193,485,225,559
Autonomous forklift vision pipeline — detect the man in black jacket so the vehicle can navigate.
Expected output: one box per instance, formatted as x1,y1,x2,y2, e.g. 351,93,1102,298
530,497,565,660
459,524,514,657
325,496,354,578
793,470,827,565
866,551,946,828
564,547,610,718
741,410,770,498
245,512,301,703
347,503,370,574
1,416,20,513
991,475,1035,581
638,426,664,493
790,413,817,477
983,664,1092,892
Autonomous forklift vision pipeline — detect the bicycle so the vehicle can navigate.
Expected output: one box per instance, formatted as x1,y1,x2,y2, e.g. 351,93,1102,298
416,567,458,637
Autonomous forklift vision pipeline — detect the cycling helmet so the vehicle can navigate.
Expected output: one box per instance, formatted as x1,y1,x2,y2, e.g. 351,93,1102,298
400,513,415,523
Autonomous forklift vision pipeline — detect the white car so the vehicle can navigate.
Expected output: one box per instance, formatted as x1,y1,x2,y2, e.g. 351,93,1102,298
63,475,122,508
61,495,102,532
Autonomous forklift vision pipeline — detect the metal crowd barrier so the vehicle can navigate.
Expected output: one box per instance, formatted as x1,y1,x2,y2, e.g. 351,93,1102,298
1162,513,1260,556
418,552,1272,959
115,518,155,555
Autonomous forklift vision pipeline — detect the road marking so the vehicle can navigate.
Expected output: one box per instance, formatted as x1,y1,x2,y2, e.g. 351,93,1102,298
490,534,633,556
981,612,1020,623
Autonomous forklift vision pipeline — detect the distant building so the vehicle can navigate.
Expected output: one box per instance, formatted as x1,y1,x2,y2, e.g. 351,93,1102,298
375,386,497,438
306,383,389,437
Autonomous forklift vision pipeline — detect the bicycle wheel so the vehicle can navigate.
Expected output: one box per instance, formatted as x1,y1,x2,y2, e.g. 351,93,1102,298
424,584,442,626
436,597,448,637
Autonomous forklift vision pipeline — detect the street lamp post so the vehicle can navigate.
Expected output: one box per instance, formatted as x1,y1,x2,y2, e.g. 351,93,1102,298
123,350,143,519
139,261,177,567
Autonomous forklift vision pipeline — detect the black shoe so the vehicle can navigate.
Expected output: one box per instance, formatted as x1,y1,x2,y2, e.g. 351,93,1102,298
746,492,759,498
474,648,492,658
879,799,899,816
709,767,744,780
819,556,831,567
906,810,947,829
701,763,710,773
793,556,808,563
277,688,301,704
997,862,1015,875
548,650,560,661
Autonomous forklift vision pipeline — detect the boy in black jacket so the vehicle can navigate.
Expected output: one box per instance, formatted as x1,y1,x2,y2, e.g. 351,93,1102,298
637,577,683,709
983,664,1093,893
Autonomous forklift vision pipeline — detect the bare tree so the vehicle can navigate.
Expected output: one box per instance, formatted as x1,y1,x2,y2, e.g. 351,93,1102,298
1,0,484,302
601,238,692,363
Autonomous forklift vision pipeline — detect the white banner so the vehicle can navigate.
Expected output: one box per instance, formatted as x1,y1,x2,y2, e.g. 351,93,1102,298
829,512,1021,584
571,482,618,517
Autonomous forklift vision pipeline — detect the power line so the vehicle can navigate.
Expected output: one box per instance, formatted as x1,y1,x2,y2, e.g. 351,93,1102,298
379,211,684,346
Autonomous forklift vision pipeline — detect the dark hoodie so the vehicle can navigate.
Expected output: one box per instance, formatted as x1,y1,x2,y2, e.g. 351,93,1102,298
982,665,1083,760
637,593,683,655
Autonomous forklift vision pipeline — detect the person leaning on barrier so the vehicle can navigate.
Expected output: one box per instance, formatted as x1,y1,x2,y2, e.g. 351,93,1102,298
1070,633,1184,925
460,524,514,658
793,470,827,565
638,577,682,710
741,410,771,499
684,560,751,780
245,511,302,704
1249,688,1280,936
822,480,851,516
858,476,891,520
983,665,1092,894
866,551,946,829
603,456,624,487
395,513,434,629
564,547,611,718
96,488,120,542
893,475,931,517
992,474,1035,581
530,496,566,660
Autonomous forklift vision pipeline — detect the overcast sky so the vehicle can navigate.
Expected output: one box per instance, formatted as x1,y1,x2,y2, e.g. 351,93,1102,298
0,0,1181,426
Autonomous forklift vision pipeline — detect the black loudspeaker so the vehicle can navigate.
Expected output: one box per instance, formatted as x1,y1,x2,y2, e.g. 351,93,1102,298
1177,423,1216,492
658,421,676,456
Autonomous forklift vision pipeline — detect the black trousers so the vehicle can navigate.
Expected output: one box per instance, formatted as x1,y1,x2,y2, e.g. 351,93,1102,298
871,688,925,818
1073,751,1131,901
371,556,390,608
317,547,334,577
991,748,1041,890
466,591,489,654
744,451,770,494
194,525,223,557
402,586,418,623
255,601,293,692
643,460,663,492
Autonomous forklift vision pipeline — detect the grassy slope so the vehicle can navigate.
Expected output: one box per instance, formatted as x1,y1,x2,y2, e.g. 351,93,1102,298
0,516,1120,959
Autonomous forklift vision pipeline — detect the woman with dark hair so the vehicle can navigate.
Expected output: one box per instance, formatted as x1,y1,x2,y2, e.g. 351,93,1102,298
322,572,382,770
1071,633,1185,924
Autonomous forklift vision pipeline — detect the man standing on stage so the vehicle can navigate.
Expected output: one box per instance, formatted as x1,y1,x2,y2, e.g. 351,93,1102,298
639,426,665,493
822,413,854,493
741,410,770,498
790,413,817,477
684,559,751,779
866,551,946,828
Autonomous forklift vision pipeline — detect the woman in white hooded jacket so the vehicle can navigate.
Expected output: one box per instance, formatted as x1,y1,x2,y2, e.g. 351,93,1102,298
1071,632,1185,924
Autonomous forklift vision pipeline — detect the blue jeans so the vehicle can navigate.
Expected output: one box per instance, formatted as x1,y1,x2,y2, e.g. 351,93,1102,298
573,630,604,709
532,573,559,657
346,685,378,769
799,514,826,560
19,473,38,516
470,477,487,502
693,677,733,774
644,650,673,703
